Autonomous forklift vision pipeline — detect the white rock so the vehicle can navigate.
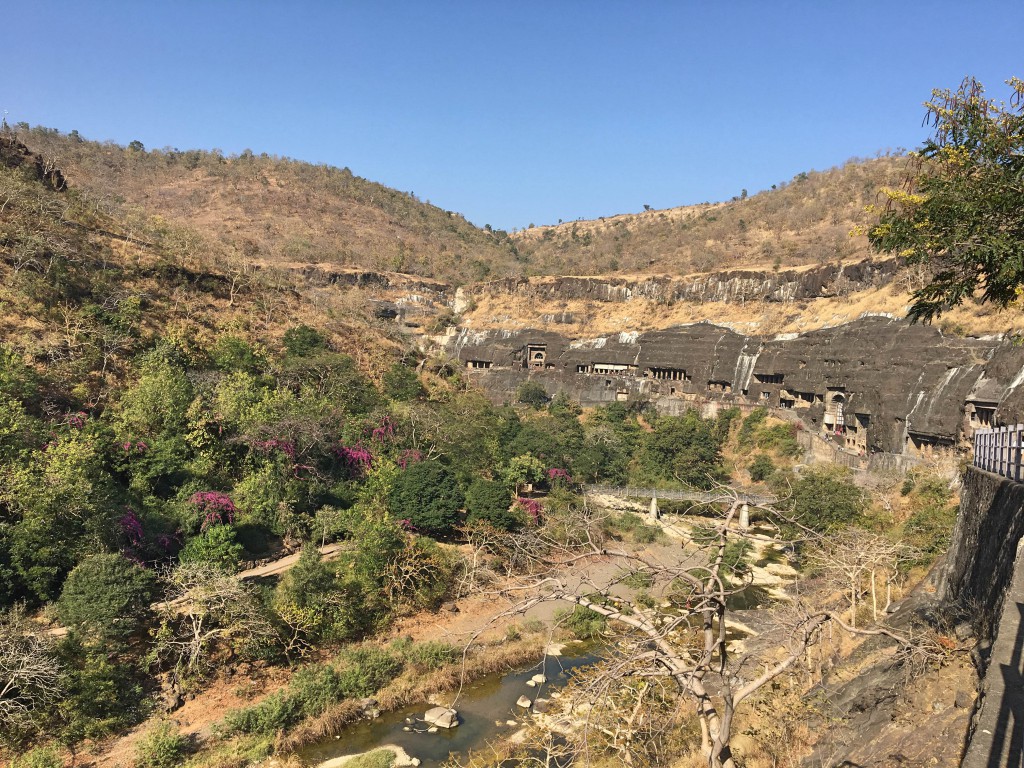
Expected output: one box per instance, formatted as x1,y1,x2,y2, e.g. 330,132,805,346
424,706,459,729
506,719,518,726
516,695,532,708
427,726,439,734
525,679,536,687
530,674,547,684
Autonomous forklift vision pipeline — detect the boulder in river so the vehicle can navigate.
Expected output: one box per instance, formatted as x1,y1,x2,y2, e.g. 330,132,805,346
516,695,532,708
424,706,459,729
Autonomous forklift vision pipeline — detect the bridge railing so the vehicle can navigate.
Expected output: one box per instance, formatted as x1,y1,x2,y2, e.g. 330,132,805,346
974,425,1024,481
583,484,777,506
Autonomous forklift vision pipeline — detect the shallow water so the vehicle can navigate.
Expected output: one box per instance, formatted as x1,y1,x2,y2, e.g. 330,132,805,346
298,649,598,767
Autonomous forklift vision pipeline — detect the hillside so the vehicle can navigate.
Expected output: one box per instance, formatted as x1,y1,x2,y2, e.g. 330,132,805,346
0,132,406,403
511,154,909,275
15,125,524,286
17,125,916,287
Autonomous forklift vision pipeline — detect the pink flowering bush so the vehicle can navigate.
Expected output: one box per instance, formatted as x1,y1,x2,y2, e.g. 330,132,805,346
546,467,573,486
514,497,544,525
397,448,423,469
336,443,373,478
252,438,296,458
118,508,145,546
371,416,396,443
190,491,236,530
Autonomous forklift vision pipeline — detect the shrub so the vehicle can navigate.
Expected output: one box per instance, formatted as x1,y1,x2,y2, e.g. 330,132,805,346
749,454,775,482
382,362,424,401
178,525,244,572
135,721,188,768
289,664,347,716
394,639,460,671
786,467,865,533
336,647,404,697
464,478,520,530
557,604,607,639
389,461,464,537
11,746,62,768
516,380,550,409
57,554,155,642
283,325,327,357
221,691,303,736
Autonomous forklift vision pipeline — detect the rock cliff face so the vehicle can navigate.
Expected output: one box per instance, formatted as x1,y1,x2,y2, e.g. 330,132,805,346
461,257,899,306
449,317,1024,456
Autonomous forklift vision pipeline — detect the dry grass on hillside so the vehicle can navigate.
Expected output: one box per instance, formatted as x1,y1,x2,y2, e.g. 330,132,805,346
512,155,909,276
459,279,1022,338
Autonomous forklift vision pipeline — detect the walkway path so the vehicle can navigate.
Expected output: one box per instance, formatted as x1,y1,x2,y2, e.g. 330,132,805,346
961,537,1024,768
583,484,777,506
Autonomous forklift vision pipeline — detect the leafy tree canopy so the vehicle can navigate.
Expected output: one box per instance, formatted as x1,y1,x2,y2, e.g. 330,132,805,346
57,554,156,641
388,461,464,537
869,76,1024,321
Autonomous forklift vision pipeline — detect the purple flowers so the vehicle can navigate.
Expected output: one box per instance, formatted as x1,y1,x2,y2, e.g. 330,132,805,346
190,491,236,530
122,440,148,453
515,497,543,525
119,508,145,546
252,438,296,458
547,467,572,483
336,443,373,477
66,412,87,429
371,416,396,443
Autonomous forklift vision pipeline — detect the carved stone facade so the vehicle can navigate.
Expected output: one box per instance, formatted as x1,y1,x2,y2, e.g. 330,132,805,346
449,317,1024,458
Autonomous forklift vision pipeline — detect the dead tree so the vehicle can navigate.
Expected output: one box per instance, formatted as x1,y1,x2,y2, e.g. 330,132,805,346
0,606,62,739
155,562,275,679
455,490,916,768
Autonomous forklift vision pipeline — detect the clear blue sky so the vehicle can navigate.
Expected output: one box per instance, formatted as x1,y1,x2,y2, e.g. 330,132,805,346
4,1,1022,230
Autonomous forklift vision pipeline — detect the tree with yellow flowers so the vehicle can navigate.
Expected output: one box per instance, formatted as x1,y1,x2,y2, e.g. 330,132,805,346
870,76,1024,322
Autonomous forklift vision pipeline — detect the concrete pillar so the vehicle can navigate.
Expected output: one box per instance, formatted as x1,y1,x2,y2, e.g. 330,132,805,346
739,503,750,530
649,496,660,520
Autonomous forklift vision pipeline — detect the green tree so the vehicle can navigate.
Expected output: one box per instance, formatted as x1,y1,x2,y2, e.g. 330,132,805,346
869,77,1024,321
786,467,865,533
57,554,156,642
464,478,520,530
638,411,725,489
282,325,328,357
178,525,244,572
516,380,549,409
389,461,464,537
382,361,424,401
502,454,546,495
748,454,775,483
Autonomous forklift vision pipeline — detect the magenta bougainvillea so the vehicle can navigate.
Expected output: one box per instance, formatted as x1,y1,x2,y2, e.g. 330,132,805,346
336,443,373,477
546,467,572,483
121,440,149,453
397,518,417,532
252,438,296,459
66,412,87,429
371,416,396,443
118,508,145,546
190,491,236,530
397,448,423,469
515,497,544,525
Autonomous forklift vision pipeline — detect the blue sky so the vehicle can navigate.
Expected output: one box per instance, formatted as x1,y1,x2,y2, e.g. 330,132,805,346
4,1,1022,230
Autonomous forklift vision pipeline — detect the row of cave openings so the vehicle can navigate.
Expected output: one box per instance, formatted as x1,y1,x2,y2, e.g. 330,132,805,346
464,343,1003,457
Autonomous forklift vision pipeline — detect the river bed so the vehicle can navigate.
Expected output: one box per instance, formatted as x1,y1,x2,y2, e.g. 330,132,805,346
298,647,599,767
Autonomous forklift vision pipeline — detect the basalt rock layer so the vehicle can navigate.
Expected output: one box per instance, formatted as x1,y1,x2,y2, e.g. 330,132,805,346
449,317,1024,456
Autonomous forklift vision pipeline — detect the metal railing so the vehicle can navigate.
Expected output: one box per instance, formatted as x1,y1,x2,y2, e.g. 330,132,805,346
974,425,1024,481
584,484,777,506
